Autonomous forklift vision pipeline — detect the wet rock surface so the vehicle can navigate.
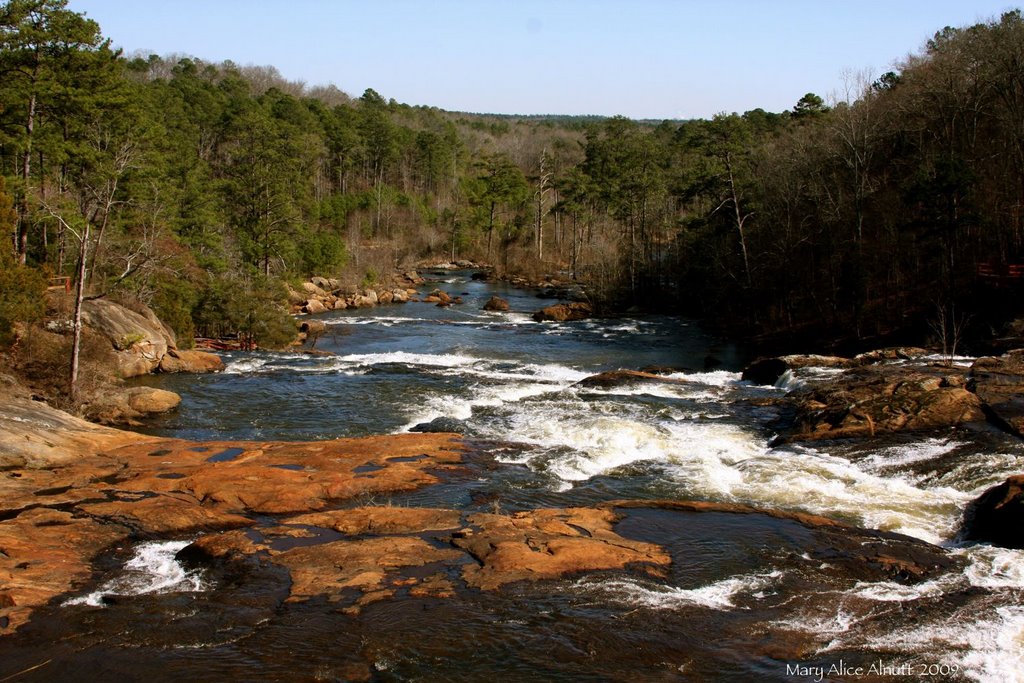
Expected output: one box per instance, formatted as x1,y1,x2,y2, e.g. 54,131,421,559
969,349,1024,436
962,474,1024,548
575,368,688,390
773,362,986,442
0,391,964,640
0,395,463,634
532,302,593,322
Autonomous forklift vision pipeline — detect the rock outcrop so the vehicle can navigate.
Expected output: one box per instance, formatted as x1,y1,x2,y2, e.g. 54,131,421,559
453,507,670,590
158,348,225,374
962,474,1024,548
778,364,985,442
81,299,173,378
968,350,1024,436
742,354,855,386
289,274,418,316
0,394,463,634
532,302,592,322
77,298,223,379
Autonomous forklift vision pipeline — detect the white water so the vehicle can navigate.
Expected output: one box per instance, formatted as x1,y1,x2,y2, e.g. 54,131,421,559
64,540,204,607
153,304,1024,680
574,570,784,610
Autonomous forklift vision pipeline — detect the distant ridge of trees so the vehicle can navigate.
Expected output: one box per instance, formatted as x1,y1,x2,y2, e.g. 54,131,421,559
3,0,1024,355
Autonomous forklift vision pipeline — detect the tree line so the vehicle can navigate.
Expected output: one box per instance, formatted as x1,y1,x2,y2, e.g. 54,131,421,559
3,0,1024,359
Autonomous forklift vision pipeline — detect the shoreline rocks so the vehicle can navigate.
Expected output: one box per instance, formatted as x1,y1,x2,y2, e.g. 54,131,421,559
289,273,419,316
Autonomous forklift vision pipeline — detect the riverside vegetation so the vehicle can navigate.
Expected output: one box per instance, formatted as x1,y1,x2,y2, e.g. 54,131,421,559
3,3,1024,680
6,3,1024,383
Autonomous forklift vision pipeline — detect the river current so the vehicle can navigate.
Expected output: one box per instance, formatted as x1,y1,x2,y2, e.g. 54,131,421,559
3,271,1023,682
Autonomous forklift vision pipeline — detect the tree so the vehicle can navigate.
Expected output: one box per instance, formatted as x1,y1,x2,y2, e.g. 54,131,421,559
0,0,108,263
792,92,829,119
467,154,529,262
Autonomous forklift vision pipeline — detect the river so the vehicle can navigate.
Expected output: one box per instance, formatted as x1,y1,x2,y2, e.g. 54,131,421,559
2,270,1022,682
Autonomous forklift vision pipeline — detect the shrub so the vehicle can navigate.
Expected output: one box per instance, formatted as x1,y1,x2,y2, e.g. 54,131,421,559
0,253,47,348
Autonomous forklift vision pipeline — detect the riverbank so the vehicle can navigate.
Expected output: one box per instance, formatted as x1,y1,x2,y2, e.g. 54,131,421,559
0,392,962,657
3,274,1024,681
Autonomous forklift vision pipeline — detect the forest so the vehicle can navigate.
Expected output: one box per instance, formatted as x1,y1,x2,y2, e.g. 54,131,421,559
3,0,1024,355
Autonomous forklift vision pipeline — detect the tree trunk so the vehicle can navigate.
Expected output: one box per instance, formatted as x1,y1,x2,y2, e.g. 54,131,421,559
69,223,91,403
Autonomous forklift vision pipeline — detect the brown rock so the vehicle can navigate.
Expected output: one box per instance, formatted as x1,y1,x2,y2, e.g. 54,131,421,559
81,299,174,378
780,364,985,442
276,537,463,603
482,296,509,312
302,281,328,297
287,507,462,535
575,369,687,389
854,347,931,364
0,508,128,634
0,394,468,633
454,507,670,590
159,348,225,373
304,299,327,315
532,302,592,322
126,387,181,414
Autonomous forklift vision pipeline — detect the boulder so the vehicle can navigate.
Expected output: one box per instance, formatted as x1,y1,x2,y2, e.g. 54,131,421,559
126,387,181,414
742,354,855,386
532,302,593,322
301,282,328,297
482,296,509,312
310,276,336,291
299,320,327,336
410,416,466,434
286,288,306,306
158,348,225,374
351,295,376,308
741,358,791,386
575,369,687,390
400,270,425,285
962,475,1024,548
84,386,182,425
378,290,394,305
968,350,1024,436
779,365,986,442
304,299,327,315
391,289,409,303
80,299,174,378
333,299,348,310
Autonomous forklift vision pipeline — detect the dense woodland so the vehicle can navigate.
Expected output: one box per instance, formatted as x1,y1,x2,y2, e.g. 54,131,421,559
4,0,1024,356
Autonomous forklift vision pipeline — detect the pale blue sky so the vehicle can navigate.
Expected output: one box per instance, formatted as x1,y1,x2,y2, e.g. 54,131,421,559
68,0,1018,119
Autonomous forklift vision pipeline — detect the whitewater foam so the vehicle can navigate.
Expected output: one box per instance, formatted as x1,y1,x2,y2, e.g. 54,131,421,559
64,540,204,607
574,571,782,611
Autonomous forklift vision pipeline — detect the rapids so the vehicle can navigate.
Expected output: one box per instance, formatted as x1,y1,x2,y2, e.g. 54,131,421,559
2,271,1022,682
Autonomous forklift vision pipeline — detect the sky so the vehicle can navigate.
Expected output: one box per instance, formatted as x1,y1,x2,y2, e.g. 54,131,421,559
67,0,1019,119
